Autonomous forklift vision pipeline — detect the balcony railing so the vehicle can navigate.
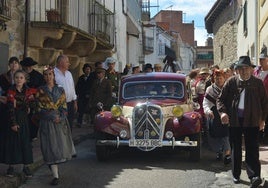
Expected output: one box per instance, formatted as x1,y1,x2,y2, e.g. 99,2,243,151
91,2,114,43
0,0,11,21
30,0,114,45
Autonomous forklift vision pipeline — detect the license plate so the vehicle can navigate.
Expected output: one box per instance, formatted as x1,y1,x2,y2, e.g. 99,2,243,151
129,139,162,147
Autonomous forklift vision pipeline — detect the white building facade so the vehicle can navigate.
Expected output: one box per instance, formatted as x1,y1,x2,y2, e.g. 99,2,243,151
236,0,258,64
105,0,143,72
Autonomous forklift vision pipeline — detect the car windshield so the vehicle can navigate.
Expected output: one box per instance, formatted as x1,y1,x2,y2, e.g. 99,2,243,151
123,81,184,99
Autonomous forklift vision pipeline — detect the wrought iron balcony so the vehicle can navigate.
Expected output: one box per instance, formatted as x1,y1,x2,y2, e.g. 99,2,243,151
0,0,11,30
30,0,114,46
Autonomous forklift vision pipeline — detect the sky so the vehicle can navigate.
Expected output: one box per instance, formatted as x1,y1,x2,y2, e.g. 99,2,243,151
150,0,217,46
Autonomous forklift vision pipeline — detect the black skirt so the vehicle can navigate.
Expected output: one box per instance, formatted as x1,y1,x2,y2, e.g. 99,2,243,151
208,106,229,138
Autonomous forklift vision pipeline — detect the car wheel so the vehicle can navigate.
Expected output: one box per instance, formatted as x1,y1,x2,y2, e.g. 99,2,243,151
95,132,111,161
189,132,201,162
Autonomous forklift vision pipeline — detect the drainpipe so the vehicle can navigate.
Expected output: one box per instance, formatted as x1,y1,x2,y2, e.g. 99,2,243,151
113,0,117,52
23,0,29,58
254,0,258,66
122,0,129,66
122,0,127,16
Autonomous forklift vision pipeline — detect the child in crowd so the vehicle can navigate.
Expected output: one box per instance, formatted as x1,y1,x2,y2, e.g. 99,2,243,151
5,70,36,177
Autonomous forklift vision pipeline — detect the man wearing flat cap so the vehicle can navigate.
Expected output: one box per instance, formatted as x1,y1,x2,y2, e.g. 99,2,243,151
254,45,268,144
217,55,268,187
20,57,45,140
89,67,112,124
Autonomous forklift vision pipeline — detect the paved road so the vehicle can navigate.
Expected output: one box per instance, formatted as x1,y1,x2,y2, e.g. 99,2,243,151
20,139,267,188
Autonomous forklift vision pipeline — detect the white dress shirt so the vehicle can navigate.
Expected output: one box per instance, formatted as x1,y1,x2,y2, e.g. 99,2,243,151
54,67,77,103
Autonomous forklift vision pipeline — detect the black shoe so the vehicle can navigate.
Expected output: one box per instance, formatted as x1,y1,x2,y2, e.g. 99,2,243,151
72,154,77,158
233,177,240,184
250,176,262,188
23,167,33,178
224,155,231,165
50,178,59,185
216,152,223,161
6,166,15,177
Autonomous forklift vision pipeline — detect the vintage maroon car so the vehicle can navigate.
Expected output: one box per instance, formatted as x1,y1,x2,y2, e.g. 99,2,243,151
95,72,202,161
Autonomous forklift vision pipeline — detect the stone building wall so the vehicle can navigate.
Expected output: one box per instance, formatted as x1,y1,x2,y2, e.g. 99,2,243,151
212,4,238,68
6,0,25,60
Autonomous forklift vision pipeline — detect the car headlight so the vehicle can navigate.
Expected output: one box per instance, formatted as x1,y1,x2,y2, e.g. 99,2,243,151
172,105,184,118
111,105,122,117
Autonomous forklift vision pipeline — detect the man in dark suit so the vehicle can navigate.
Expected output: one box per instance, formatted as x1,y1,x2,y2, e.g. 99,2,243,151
89,68,112,124
217,56,268,187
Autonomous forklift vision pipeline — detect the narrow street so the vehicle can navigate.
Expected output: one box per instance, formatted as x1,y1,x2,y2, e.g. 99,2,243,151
19,139,267,188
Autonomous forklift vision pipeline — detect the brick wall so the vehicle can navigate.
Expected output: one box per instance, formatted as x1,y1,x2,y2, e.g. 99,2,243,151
154,10,194,46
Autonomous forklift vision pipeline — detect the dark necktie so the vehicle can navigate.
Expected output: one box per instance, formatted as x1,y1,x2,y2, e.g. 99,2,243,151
239,81,249,88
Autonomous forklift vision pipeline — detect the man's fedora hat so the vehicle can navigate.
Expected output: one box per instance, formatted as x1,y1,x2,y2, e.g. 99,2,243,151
236,56,255,68
20,57,38,67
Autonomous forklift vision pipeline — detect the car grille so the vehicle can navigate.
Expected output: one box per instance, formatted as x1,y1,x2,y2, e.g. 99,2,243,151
132,104,163,140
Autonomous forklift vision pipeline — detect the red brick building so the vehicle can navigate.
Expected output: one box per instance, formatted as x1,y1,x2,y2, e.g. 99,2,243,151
153,10,195,47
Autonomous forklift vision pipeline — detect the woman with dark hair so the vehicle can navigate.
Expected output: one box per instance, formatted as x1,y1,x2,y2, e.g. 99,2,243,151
0,57,21,164
36,67,76,185
203,69,231,164
75,63,92,127
0,56,21,91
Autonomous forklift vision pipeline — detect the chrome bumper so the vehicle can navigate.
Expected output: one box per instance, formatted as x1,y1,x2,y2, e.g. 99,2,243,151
96,136,198,148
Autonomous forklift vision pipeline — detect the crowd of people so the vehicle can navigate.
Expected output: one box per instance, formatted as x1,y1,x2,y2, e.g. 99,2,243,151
0,55,164,186
0,50,268,188
188,50,268,188
0,55,76,185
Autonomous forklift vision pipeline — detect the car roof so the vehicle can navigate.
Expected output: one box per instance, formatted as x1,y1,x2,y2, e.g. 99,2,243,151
121,72,186,83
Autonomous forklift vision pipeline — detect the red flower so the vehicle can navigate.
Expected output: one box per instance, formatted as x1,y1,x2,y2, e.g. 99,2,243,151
7,90,16,103
26,88,37,101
